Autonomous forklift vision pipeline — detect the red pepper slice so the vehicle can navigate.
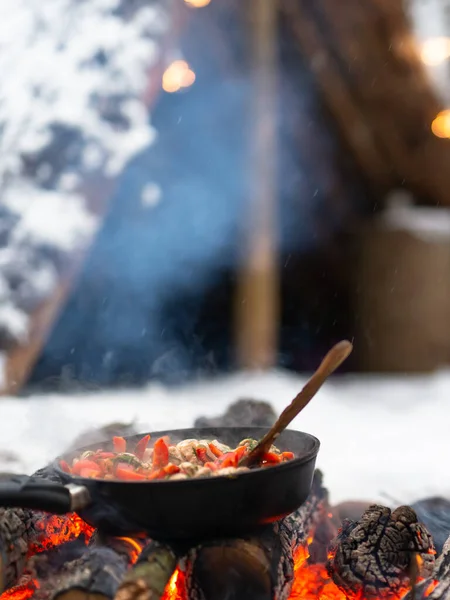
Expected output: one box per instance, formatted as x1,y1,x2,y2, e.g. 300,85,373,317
113,437,127,453
72,459,102,475
208,442,223,458
79,468,102,479
195,447,208,463
281,451,294,461
204,461,219,471
116,466,147,481
148,468,165,480
152,438,169,468
163,464,180,476
147,464,180,480
218,446,247,469
235,446,247,461
134,434,151,460
220,452,238,468
262,452,281,464
59,460,72,474
95,451,116,459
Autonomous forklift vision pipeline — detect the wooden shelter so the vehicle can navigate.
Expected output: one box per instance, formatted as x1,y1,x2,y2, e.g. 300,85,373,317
3,0,450,393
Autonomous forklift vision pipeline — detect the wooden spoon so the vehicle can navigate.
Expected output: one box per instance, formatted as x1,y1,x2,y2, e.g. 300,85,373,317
241,340,353,467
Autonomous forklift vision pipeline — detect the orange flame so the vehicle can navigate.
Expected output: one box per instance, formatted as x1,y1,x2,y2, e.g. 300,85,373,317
162,568,186,600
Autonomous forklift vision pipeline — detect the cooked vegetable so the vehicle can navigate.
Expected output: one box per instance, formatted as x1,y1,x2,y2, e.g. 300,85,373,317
134,434,151,460
113,436,127,453
153,438,169,468
63,434,295,482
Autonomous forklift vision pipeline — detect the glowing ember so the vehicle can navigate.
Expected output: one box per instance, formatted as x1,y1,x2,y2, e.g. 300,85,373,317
424,580,440,596
0,578,38,600
29,513,94,555
116,537,146,565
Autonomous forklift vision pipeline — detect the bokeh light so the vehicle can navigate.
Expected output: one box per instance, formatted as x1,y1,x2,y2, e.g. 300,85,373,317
431,109,450,138
162,60,196,93
421,37,450,66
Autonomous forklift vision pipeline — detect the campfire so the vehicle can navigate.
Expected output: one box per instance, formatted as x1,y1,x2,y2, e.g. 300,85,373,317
0,469,443,600
0,400,446,600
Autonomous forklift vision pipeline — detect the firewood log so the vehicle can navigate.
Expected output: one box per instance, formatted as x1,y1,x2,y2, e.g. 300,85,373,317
327,505,435,600
52,535,145,600
0,465,92,593
401,531,450,600
0,507,34,594
184,470,328,600
114,542,178,600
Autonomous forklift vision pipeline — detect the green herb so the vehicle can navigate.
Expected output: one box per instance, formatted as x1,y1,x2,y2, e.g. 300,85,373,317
113,453,143,468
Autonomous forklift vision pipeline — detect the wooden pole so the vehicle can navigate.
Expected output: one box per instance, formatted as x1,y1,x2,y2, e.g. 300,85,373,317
234,0,279,370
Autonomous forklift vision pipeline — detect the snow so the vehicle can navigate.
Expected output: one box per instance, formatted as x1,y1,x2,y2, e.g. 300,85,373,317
3,184,97,252
0,0,166,183
141,182,162,208
0,0,171,379
382,190,450,242
1,369,449,507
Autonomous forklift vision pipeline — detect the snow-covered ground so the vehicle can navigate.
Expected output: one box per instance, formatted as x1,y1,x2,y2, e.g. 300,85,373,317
0,369,448,506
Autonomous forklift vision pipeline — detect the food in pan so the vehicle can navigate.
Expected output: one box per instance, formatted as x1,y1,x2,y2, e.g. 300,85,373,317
59,435,295,481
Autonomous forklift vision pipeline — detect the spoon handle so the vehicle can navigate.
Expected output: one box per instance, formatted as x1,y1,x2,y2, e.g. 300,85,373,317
242,340,353,467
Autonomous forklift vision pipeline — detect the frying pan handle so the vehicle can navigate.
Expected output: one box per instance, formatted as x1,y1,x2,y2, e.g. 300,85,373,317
0,475,90,514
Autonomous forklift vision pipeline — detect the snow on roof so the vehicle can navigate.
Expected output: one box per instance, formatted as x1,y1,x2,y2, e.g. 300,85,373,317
0,0,170,362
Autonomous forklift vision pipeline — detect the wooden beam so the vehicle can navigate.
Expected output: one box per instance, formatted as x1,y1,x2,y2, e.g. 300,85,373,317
282,0,450,206
234,0,279,370
281,0,395,195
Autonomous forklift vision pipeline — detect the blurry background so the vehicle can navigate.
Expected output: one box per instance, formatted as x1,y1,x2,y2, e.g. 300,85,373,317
2,0,450,396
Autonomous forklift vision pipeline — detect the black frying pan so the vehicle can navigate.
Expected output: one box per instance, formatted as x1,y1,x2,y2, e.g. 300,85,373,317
0,427,319,542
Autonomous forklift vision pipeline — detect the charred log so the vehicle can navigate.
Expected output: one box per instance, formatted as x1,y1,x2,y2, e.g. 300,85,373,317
51,547,128,600
434,533,450,582
51,536,142,600
0,465,92,593
184,470,327,600
114,542,178,600
68,422,138,453
0,508,34,593
412,498,450,556
327,505,435,600
194,398,277,429
401,531,450,600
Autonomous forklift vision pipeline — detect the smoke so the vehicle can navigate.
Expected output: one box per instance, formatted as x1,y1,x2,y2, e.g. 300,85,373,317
28,8,355,390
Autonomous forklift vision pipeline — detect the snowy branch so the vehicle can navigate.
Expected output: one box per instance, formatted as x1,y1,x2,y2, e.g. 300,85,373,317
0,0,171,349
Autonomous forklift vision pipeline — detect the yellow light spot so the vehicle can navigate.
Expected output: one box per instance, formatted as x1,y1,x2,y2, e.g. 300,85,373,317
162,60,196,93
184,0,211,7
431,109,450,138
421,37,450,66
